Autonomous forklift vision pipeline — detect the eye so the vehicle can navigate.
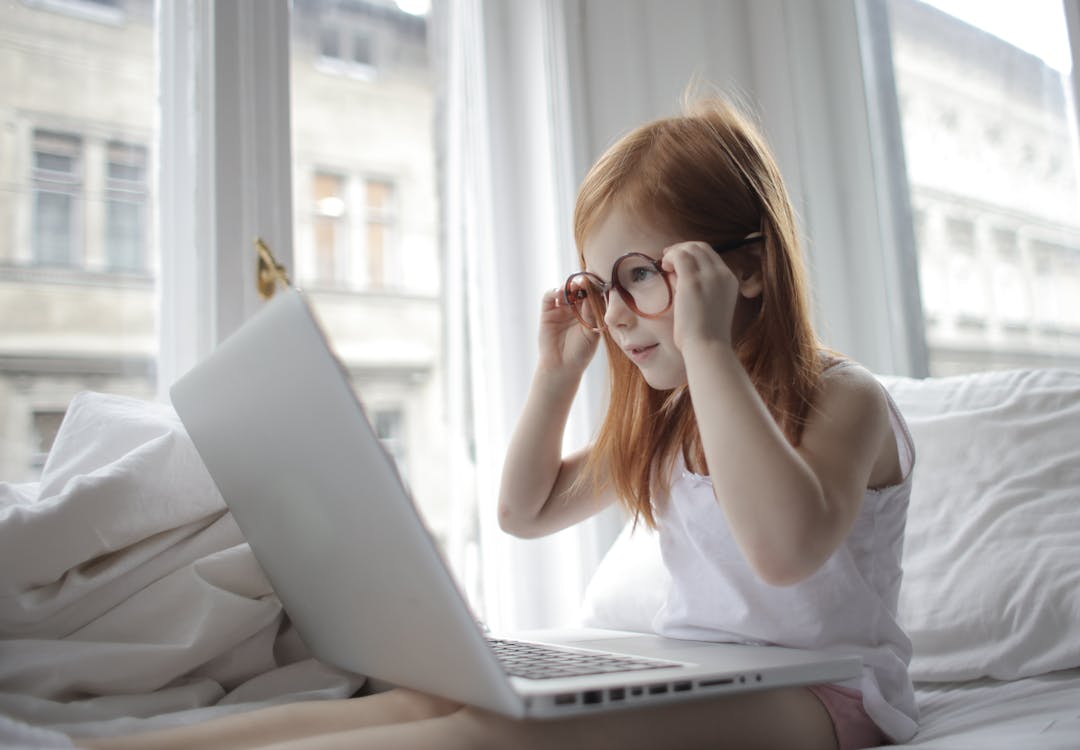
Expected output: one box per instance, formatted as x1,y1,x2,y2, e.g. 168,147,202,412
623,263,660,286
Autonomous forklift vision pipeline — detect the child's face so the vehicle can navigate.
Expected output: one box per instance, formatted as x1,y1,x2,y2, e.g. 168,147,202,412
582,205,688,390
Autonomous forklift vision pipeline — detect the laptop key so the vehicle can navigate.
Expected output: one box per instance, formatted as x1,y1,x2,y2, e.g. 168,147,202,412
487,638,680,680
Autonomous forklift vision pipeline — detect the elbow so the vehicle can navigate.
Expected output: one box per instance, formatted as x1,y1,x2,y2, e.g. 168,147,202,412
752,558,820,587
497,502,543,539
743,533,831,587
747,489,838,586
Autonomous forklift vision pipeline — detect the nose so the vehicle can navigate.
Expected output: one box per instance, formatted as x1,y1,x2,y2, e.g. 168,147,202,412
603,289,634,329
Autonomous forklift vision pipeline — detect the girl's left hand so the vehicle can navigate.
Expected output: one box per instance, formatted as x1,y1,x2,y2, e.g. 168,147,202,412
660,241,741,352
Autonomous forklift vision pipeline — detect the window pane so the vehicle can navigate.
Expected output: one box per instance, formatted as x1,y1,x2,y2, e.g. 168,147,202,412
105,199,145,272
0,0,159,480
311,171,348,286
289,0,467,585
33,191,77,266
888,0,1080,374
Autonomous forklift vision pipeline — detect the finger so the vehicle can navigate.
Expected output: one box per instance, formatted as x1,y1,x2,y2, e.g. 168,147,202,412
542,286,563,309
660,241,709,273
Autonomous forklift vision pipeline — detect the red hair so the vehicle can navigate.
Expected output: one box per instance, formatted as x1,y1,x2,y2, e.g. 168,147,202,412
574,97,824,528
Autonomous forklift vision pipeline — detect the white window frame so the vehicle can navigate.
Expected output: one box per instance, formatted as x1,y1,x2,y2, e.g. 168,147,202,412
157,0,294,396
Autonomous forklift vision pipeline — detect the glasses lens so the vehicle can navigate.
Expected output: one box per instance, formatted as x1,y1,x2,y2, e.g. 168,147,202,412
566,274,606,329
615,254,670,316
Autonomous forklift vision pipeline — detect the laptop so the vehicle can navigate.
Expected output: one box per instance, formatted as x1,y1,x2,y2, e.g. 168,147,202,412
169,287,860,719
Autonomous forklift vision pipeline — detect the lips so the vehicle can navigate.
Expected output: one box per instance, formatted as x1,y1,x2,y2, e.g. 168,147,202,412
624,343,659,363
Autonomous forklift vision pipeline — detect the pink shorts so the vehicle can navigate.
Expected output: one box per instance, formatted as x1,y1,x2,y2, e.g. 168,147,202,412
807,685,888,750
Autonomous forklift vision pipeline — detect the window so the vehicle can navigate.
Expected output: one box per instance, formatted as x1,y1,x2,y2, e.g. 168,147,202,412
311,1,384,81
1,0,158,481
304,173,400,290
351,32,374,67
105,141,149,273
373,407,407,478
311,171,349,286
290,0,456,580
321,25,375,69
32,130,83,267
991,228,1029,331
364,179,396,289
29,409,66,469
886,0,1080,374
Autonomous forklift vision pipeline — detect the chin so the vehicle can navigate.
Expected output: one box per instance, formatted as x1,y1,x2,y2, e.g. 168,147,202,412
639,367,688,391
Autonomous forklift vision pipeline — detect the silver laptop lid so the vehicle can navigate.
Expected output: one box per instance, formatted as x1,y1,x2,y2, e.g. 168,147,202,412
170,289,521,716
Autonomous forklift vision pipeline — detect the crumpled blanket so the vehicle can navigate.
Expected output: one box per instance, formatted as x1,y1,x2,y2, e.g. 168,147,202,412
0,392,365,746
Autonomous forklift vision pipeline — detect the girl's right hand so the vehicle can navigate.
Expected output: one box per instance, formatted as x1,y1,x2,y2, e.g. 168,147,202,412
537,287,600,375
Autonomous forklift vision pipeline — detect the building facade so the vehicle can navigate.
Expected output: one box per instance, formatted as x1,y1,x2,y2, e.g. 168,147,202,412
891,0,1080,374
0,0,450,536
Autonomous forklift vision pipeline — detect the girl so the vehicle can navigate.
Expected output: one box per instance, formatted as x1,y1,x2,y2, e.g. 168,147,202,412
82,95,916,750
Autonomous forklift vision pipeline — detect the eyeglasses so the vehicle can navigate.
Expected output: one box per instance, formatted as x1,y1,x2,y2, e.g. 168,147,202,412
563,232,763,332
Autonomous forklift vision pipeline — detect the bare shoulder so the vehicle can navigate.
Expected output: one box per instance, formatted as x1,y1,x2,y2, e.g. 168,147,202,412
800,362,890,458
816,361,889,417
808,361,900,488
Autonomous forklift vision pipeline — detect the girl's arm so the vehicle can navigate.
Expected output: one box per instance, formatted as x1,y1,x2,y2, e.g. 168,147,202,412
684,345,892,586
663,241,894,586
497,289,618,538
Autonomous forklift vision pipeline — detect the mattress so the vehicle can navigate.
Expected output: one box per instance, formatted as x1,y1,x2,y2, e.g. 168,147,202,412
887,669,1080,748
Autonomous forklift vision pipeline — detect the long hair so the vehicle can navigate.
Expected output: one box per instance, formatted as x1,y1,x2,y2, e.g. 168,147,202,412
574,96,824,528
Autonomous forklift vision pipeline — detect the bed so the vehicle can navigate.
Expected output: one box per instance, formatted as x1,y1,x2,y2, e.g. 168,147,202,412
2,368,1079,747
580,367,1080,748
0,394,365,748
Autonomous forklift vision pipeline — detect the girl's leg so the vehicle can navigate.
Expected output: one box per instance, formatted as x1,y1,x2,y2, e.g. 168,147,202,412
258,686,839,750
76,689,460,750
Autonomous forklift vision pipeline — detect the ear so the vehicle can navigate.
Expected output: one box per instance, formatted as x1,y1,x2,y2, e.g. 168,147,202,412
736,247,764,299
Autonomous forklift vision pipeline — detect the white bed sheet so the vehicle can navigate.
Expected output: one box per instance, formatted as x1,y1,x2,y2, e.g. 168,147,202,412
880,669,1080,748
0,393,364,749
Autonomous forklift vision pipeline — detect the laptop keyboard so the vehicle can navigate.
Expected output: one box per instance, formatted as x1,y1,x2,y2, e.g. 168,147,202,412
488,637,680,680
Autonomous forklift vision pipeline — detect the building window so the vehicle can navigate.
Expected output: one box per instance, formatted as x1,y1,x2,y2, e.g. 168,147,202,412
351,32,374,67
305,173,398,291
992,228,1028,331
373,407,407,479
105,141,149,273
317,25,377,79
318,25,340,59
32,130,83,268
29,409,67,469
1031,240,1077,334
364,178,395,289
944,216,986,327
312,171,349,286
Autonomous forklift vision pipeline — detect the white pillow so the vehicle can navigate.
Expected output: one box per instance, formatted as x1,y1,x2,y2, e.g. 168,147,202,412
884,368,1080,681
579,521,667,634
581,368,1080,683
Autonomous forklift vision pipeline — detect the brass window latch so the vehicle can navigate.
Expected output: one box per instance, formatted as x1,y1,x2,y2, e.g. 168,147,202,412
255,237,293,300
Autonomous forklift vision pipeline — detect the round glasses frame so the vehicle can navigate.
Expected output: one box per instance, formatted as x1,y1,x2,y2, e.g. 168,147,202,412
562,232,763,332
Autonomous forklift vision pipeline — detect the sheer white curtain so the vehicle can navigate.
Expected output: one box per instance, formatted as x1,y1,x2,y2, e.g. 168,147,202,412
439,0,1061,631
436,0,941,632
436,0,617,632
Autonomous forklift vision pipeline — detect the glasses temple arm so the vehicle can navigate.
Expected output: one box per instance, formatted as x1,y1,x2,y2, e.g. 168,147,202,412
711,231,764,255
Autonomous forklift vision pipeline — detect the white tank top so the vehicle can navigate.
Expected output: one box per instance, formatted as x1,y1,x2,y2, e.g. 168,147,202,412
652,381,918,742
